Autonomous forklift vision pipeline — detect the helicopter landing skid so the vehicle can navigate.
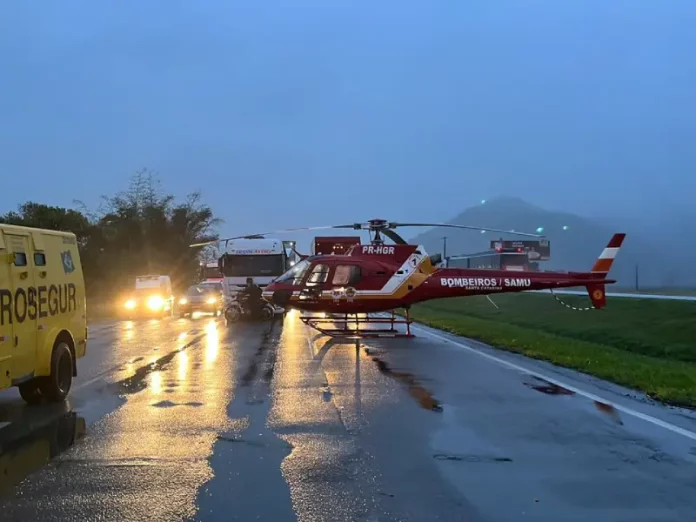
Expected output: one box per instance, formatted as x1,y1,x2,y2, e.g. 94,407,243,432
300,311,415,339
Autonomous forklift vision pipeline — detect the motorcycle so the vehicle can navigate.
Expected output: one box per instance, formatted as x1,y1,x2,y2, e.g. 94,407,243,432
224,293,276,323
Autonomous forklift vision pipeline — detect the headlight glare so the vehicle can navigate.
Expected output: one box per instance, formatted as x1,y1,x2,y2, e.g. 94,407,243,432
147,295,165,311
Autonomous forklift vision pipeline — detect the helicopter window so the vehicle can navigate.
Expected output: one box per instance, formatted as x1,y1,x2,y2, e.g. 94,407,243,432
332,265,361,286
306,264,330,286
277,259,311,285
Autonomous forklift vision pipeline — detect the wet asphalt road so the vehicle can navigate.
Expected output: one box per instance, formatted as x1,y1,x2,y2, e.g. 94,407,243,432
2,311,696,521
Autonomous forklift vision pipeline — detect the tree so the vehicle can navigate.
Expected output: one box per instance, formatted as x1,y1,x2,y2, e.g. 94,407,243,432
92,170,222,293
0,202,94,246
1,170,222,298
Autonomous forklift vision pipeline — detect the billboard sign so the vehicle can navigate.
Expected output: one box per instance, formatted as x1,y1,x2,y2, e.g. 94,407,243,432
490,239,550,261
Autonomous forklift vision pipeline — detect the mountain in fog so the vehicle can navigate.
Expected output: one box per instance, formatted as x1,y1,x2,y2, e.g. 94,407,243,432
409,196,695,289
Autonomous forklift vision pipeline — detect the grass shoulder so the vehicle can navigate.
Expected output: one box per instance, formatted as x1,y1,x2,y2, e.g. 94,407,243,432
409,293,696,408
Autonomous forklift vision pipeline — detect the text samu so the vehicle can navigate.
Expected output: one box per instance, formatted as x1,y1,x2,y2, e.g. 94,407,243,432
440,277,531,288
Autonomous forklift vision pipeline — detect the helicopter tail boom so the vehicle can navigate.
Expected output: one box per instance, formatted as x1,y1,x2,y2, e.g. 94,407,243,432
579,233,625,308
590,233,626,275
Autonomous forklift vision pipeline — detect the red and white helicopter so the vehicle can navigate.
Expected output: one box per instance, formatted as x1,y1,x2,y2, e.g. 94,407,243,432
191,219,625,339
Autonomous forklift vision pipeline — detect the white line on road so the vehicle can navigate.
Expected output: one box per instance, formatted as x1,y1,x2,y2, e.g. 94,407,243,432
306,335,315,359
414,325,696,442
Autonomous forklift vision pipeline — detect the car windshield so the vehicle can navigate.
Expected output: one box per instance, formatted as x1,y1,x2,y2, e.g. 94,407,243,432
199,282,222,292
187,286,214,296
134,287,162,296
276,259,311,285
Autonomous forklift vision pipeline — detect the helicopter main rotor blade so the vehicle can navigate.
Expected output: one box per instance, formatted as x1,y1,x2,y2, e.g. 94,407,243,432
381,229,408,245
189,219,544,248
189,224,360,248
389,222,544,238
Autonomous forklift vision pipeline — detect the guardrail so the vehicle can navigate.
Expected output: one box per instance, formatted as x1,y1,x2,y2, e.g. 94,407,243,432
532,290,696,302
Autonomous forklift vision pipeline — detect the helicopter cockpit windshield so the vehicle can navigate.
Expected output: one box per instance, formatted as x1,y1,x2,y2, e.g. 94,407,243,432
276,258,311,285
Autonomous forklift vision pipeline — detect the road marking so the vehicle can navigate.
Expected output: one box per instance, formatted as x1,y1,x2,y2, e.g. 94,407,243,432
306,336,315,358
414,325,696,442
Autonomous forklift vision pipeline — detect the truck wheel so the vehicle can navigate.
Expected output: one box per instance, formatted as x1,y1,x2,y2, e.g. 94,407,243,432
39,342,74,402
18,379,43,405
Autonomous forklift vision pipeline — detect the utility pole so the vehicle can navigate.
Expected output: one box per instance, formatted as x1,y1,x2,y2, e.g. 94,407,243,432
635,263,639,292
442,236,447,261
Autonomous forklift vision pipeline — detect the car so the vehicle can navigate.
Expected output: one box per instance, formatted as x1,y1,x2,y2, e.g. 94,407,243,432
178,285,223,317
0,224,88,404
198,281,223,294
122,275,175,319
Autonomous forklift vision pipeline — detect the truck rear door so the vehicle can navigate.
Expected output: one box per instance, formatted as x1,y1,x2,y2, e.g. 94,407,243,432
0,231,11,389
3,232,38,380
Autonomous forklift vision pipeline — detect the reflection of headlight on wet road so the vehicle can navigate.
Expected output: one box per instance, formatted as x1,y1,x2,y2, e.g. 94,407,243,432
205,320,219,365
147,295,165,311
150,371,163,394
124,299,136,310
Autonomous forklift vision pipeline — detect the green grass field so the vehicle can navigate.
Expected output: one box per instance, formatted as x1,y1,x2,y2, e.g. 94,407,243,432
409,293,696,407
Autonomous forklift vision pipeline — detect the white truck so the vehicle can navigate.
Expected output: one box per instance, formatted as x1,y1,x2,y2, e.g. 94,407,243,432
218,238,292,299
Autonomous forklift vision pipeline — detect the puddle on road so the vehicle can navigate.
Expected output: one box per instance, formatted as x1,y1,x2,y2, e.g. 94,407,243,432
523,377,624,424
369,356,443,412
151,400,204,408
433,453,512,463
0,411,86,497
240,328,282,388
116,332,207,395
0,324,214,499
594,400,623,425
524,377,576,396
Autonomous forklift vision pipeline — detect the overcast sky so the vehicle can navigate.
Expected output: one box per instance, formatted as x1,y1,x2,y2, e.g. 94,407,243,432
1,0,694,243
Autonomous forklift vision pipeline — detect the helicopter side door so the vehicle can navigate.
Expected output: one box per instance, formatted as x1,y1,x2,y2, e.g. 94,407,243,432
299,261,333,302
326,263,362,307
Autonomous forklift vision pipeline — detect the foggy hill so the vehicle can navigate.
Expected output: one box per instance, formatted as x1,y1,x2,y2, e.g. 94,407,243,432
409,196,695,289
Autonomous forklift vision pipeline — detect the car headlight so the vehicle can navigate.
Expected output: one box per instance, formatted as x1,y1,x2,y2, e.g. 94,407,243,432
125,299,136,310
147,295,165,310
179,298,188,305
206,297,217,304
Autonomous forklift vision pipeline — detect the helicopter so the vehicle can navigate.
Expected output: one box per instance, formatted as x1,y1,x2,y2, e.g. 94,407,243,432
190,219,625,339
